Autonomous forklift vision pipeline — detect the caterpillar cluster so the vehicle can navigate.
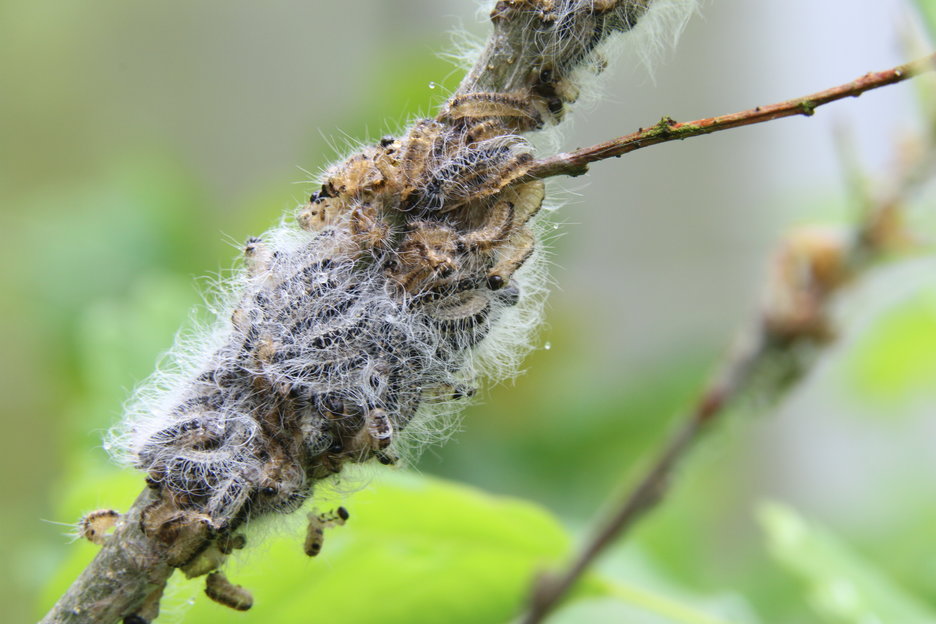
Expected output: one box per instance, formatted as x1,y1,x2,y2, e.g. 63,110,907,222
103,0,695,613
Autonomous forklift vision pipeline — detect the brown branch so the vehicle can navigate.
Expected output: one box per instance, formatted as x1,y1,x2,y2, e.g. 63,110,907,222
527,52,936,180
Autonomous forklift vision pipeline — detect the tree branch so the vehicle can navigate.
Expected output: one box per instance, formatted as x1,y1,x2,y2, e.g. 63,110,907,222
41,490,172,624
527,52,936,180
40,2,679,622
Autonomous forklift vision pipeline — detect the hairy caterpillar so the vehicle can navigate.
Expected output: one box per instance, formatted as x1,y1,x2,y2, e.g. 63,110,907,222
77,509,120,546
101,0,696,614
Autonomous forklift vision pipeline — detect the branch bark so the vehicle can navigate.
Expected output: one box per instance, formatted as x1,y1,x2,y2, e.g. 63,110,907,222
41,490,172,624
527,52,936,180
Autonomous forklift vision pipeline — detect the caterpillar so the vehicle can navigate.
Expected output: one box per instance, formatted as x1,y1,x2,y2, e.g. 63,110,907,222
103,0,696,613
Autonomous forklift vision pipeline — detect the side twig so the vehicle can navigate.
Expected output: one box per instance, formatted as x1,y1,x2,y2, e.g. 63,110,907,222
527,53,936,180
521,65,936,623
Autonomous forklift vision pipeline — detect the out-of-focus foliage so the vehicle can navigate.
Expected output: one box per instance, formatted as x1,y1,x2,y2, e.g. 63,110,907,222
760,503,936,623
551,598,739,624
4,1,936,623
847,287,936,403
916,0,936,42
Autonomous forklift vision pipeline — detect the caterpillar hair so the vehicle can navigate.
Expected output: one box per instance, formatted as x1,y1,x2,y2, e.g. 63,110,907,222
98,0,696,615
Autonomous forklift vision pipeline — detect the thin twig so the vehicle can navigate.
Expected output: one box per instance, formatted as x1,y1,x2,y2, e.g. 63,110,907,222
527,53,936,180
521,70,936,624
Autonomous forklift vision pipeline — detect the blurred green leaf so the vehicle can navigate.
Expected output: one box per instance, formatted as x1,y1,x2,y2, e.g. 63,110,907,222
73,273,199,431
591,544,763,624
15,158,215,314
552,594,736,624
759,502,936,623
915,0,936,42
845,288,936,404
586,575,751,624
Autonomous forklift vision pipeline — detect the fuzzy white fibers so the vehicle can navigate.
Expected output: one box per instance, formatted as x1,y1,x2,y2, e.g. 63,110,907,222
106,0,696,528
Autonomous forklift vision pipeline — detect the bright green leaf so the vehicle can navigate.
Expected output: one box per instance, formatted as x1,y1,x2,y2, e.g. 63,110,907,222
759,502,936,624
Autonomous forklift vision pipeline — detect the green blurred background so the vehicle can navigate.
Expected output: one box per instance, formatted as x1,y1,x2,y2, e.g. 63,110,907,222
4,1,936,622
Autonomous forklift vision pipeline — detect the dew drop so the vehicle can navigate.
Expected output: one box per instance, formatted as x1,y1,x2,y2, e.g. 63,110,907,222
552,224,559,230
544,342,552,350
428,81,437,89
